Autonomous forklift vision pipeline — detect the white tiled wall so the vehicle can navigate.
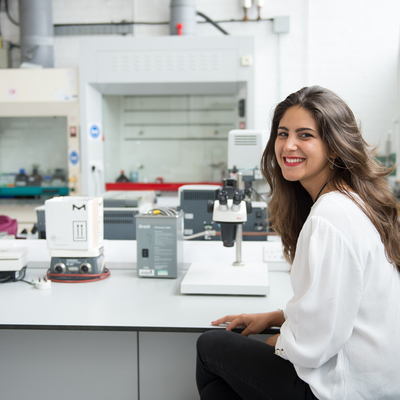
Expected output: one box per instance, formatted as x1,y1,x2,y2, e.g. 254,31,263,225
0,0,399,154
53,0,134,24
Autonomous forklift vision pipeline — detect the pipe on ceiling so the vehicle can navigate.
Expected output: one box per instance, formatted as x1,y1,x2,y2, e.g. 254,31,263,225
170,0,196,36
18,0,54,67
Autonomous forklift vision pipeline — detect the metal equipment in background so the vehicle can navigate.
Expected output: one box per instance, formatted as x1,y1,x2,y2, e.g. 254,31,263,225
177,185,268,241
227,129,268,181
176,129,270,242
136,209,184,279
180,174,269,296
227,129,269,203
45,196,109,282
102,191,156,240
36,191,156,240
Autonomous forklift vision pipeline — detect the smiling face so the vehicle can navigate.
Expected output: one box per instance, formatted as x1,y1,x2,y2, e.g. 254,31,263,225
274,105,335,200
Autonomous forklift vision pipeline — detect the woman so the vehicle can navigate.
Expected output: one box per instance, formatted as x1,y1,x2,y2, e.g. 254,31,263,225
196,86,400,400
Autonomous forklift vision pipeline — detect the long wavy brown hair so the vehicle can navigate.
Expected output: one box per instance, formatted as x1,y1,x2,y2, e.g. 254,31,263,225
261,86,400,272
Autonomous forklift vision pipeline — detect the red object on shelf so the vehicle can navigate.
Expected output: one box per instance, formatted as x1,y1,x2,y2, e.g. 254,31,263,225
106,182,220,192
176,23,183,35
69,126,77,137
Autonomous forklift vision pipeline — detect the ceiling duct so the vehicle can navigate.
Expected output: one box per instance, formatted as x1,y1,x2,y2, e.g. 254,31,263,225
18,0,54,67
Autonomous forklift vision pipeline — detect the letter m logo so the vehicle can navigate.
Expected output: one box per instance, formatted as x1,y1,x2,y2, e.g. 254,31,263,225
72,204,86,211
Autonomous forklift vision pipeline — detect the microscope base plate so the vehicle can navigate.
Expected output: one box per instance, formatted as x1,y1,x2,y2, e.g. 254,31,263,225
180,262,269,296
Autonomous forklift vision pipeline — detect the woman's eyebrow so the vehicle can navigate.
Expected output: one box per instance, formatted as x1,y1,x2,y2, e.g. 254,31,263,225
277,126,316,132
296,127,316,133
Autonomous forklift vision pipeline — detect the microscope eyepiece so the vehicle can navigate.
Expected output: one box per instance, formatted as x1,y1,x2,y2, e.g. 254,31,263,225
218,189,228,205
233,189,244,205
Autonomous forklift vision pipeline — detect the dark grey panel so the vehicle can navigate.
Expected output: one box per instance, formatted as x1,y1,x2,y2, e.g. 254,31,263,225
0,330,138,400
139,331,201,400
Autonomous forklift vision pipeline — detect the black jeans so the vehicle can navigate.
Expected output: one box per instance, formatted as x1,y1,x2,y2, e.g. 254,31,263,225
196,330,318,400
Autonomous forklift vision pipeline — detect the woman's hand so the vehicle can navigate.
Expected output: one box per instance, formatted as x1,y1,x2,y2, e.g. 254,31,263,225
266,334,280,347
211,311,284,337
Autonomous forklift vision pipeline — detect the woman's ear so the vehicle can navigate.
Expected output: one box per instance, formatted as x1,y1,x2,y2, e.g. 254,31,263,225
329,150,337,160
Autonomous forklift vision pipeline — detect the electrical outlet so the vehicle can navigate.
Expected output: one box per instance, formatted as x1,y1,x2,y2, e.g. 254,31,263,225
91,161,103,173
241,55,253,66
263,243,285,262
263,243,290,271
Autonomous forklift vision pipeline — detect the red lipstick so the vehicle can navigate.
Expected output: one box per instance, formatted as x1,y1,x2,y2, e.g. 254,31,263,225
283,157,305,167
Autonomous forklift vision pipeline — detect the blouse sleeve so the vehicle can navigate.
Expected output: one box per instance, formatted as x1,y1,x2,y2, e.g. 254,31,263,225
275,216,364,368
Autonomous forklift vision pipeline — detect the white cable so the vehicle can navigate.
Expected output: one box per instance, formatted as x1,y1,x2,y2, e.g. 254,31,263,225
183,230,216,240
97,169,104,195
146,207,179,216
239,167,257,173
92,169,98,196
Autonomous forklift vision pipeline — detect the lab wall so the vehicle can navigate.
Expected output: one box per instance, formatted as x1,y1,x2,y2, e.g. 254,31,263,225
1,0,399,156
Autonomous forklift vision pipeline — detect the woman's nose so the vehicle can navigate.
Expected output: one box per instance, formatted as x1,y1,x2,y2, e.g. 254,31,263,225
283,136,297,151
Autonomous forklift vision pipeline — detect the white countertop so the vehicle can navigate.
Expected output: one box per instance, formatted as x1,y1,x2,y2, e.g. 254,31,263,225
0,264,292,332
0,238,292,332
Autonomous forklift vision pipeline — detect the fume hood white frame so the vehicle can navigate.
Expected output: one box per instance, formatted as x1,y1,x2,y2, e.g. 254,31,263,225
79,35,255,196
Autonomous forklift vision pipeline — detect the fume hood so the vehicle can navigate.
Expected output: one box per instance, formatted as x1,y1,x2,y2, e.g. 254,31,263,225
0,68,81,198
79,35,255,196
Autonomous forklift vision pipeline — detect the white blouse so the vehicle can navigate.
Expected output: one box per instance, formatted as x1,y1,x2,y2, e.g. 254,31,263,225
275,191,400,400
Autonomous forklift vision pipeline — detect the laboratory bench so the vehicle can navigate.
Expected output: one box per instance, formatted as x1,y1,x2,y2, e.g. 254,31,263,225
0,186,69,197
0,240,292,400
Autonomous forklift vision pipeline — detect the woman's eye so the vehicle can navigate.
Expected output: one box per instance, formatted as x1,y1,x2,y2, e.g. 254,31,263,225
300,133,313,138
277,132,288,137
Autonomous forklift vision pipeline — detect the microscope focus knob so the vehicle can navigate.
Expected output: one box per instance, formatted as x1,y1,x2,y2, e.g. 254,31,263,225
246,201,253,215
207,200,214,214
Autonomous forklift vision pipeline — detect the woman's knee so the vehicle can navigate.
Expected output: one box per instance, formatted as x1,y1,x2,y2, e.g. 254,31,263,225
197,330,238,356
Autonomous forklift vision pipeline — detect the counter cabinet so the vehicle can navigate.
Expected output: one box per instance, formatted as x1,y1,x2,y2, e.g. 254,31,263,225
0,266,291,400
